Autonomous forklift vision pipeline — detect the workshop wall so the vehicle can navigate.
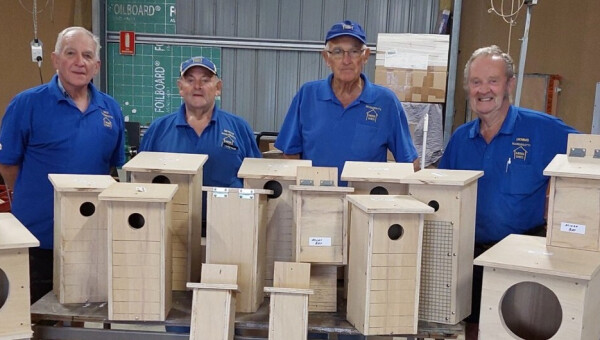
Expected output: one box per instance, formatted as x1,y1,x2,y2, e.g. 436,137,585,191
2,1,597,136
455,0,600,134
0,0,92,119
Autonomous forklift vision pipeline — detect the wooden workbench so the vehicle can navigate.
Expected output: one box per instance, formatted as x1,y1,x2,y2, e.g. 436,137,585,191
31,290,462,339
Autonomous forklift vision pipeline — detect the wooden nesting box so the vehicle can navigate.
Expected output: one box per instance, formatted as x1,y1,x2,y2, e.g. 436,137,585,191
402,169,483,324
341,161,414,195
290,167,353,265
290,167,353,312
544,134,600,251
264,262,313,340
346,195,433,335
187,264,239,340
98,182,178,321
475,234,600,339
0,213,39,339
204,186,271,313
123,151,207,290
48,174,116,304
340,161,415,301
237,158,312,287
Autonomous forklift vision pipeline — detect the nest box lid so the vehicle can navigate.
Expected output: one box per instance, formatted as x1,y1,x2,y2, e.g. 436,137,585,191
474,234,600,280
98,182,178,202
0,213,39,249
347,194,434,214
122,151,207,174
543,154,600,180
202,186,274,196
48,174,116,192
402,168,483,186
237,158,312,180
341,161,414,182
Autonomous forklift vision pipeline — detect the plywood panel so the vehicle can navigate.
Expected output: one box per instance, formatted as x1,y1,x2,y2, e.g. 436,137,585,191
547,177,600,251
265,262,311,340
0,248,33,338
205,188,268,313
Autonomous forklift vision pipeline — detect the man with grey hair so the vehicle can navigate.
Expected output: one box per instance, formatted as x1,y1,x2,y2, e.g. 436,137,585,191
438,45,578,339
0,26,125,303
275,20,418,185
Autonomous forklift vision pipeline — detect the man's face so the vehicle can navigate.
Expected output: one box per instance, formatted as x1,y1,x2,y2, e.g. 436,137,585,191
177,67,221,112
467,55,515,118
51,31,100,92
322,36,369,83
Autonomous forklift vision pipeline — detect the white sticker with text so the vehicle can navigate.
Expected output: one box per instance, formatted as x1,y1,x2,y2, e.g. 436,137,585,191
560,222,586,235
309,237,331,247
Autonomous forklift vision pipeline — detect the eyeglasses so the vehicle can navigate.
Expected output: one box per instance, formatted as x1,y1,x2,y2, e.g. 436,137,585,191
326,48,366,60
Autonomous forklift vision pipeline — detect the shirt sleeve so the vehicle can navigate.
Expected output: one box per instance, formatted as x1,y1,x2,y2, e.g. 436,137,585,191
388,98,418,163
242,120,262,159
547,119,580,161
139,123,157,152
0,95,28,165
110,104,126,167
274,92,303,155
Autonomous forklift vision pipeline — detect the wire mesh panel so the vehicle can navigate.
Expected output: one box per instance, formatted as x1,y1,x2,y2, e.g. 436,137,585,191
419,220,454,322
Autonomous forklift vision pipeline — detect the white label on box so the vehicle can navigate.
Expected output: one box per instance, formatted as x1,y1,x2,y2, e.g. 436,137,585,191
384,51,429,70
560,222,586,235
309,237,331,247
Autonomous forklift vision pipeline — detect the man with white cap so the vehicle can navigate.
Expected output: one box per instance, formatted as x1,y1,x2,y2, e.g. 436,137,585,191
275,20,418,185
140,56,261,188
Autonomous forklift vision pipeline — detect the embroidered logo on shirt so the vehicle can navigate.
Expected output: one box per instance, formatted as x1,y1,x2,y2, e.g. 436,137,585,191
365,105,381,122
512,137,530,161
221,129,238,151
102,110,113,129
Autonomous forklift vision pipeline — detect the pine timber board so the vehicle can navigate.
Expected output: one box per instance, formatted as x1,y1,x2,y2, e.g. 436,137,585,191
30,291,462,337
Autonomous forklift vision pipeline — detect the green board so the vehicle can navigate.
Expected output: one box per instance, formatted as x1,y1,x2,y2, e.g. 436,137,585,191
107,0,176,34
107,43,221,126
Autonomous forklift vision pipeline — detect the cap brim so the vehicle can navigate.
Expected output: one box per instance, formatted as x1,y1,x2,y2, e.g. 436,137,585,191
326,32,366,44
181,64,217,77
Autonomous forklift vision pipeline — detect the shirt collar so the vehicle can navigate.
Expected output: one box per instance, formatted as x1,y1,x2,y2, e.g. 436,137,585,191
317,73,375,104
177,103,219,126
56,76,92,100
468,105,517,139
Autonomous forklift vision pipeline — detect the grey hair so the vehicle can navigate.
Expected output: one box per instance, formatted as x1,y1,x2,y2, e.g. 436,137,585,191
463,45,515,89
54,27,101,59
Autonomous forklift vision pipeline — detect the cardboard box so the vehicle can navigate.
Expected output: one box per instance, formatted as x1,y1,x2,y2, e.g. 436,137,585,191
375,33,449,103
375,66,447,103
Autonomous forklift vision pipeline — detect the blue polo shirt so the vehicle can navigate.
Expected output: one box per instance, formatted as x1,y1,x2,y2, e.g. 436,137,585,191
274,73,417,184
438,106,579,244
0,74,125,249
140,104,261,188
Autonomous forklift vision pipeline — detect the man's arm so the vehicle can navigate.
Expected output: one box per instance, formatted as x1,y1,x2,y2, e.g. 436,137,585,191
413,158,420,172
283,154,300,159
0,164,19,190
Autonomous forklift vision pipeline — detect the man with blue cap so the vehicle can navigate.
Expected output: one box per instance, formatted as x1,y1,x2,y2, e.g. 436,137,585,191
275,20,418,184
140,56,261,188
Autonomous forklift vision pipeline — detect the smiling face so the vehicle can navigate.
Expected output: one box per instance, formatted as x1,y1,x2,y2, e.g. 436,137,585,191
177,66,222,113
51,30,100,94
467,55,516,119
322,36,369,83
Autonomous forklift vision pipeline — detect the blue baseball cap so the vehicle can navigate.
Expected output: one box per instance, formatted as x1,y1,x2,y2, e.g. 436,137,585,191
325,20,366,44
180,56,218,77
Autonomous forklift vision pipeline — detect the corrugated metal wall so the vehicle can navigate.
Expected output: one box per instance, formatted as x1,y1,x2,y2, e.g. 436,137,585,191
176,0,440,133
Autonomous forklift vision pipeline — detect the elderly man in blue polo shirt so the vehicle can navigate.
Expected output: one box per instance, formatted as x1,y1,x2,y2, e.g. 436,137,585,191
141,55,260,335
0,26,125,304
275,20,418,184
438,45,578,339
140,56,261,188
